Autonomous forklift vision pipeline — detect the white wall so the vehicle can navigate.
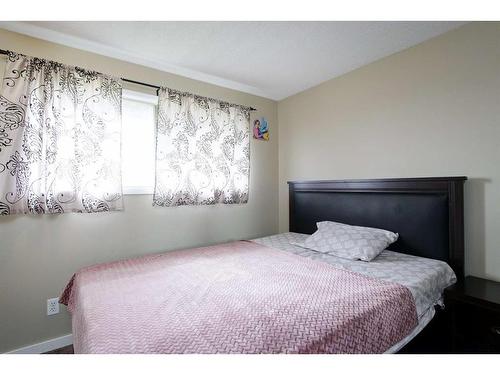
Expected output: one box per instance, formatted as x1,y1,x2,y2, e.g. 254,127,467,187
278,22,500,282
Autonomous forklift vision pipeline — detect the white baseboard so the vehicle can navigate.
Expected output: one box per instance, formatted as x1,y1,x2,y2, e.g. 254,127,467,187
5,334,73,354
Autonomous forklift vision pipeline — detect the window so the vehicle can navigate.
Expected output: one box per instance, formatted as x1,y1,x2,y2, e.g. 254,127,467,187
153,89,250,206
121,89,157,195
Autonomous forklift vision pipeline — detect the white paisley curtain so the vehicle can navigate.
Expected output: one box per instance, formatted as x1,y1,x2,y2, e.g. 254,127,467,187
0,51,123,215
153,87,250,206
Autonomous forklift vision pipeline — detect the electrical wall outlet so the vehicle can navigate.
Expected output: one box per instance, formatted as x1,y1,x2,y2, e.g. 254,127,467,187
47,298,60,316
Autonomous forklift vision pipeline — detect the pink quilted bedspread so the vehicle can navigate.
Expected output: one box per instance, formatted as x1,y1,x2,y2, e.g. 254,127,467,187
60,241,417,354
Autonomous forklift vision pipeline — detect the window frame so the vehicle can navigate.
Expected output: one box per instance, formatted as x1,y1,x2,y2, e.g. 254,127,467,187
121,89,158,196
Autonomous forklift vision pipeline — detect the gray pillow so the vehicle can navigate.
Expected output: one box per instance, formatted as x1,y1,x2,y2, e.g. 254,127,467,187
299,221,398,261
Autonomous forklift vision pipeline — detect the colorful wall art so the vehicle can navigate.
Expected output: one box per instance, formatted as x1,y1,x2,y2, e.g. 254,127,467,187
253,117,269,141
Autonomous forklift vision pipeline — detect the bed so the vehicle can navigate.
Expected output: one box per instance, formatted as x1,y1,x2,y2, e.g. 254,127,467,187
60,176,466,354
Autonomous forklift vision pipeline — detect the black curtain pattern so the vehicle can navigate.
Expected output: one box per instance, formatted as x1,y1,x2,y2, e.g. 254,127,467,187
0,51,123,214
153,87,250,206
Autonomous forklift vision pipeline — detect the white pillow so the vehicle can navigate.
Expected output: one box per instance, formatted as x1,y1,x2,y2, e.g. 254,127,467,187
299,221,398,261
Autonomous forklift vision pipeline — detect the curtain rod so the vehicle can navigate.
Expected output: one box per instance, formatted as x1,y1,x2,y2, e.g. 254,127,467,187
0,49,257,111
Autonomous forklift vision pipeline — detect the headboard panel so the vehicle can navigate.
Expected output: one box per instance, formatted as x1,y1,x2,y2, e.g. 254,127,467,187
288,177,466,279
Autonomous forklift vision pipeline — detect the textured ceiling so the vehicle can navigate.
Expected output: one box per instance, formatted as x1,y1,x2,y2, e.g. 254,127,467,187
1,21,466,100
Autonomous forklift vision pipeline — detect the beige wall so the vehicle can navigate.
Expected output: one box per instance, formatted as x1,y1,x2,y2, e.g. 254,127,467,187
278,22,500,282
3,21,500,353
0,29,279,353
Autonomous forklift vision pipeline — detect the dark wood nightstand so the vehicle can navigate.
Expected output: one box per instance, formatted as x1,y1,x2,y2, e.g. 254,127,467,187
444,276,500,353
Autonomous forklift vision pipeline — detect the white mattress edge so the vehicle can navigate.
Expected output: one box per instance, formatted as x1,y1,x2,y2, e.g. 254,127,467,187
385,306,436,353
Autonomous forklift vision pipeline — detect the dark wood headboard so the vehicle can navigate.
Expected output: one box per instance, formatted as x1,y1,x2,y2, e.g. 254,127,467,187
288,177,467,279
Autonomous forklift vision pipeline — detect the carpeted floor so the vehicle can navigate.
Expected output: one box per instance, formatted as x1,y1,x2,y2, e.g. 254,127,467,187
43,345,74,354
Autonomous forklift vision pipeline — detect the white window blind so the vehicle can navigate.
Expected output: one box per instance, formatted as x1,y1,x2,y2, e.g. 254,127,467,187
121,89,157,195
